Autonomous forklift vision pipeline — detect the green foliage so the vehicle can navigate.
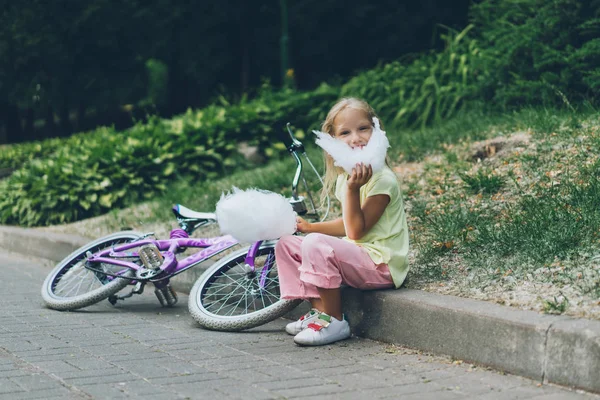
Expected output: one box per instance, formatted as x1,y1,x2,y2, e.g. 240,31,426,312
470,0,600,107
416,157,600,269
142,58,169,109
463,158,599,265
341,25,488,129
407,108,600,292
0,1,146,111
0,0,472,143
542,294,569,314
232,82,339,156
341,0,599,133
459,168,505,194
0,138,63,170
0,84,339,226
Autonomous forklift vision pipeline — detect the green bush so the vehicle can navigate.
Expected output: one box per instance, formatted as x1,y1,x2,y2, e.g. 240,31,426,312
0,139,64,170
470,0,600,107
342,0,599,129
0,84,339,226
341,25,489,129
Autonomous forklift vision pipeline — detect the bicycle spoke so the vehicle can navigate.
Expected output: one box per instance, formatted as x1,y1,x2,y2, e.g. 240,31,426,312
212,277,254,314
54,241,123,297
60,268,87,297
259,279,281,301
85,274,97,293
212,284,246,314
206,279,246,300
70,271,87,296
212,276,251,315
58,262,97,297
259,284,267,310
199,249,286,317
226,288,250,316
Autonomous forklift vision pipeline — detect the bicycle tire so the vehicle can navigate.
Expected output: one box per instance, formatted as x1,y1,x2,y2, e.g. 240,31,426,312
188,243,301,331
41,231,142,311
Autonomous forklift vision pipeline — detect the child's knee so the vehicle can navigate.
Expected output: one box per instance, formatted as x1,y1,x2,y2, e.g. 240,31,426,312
302,233,327,249
301,233,335,262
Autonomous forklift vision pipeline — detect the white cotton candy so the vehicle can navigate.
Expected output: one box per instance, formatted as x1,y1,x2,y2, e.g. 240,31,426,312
215,187,297,243
313,117,390,174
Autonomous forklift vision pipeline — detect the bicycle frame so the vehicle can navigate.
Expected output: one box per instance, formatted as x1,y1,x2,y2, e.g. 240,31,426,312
87,235,241,281
84,122,322,292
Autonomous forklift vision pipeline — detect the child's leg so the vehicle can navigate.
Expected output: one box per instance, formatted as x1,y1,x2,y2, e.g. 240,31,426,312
276,235,325,336
274,235,320,300
299,233,394,319
316,288,342,320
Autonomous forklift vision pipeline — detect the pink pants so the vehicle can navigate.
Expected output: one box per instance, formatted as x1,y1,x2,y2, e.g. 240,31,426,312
275,233,394,300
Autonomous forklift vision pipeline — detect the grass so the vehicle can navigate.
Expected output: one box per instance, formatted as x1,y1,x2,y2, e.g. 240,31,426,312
459,168,505,194
394,105,600,317
388,104,597,162
542,294,570,315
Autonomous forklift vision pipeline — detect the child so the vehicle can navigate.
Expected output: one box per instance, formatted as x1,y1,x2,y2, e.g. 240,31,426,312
275,97,409,346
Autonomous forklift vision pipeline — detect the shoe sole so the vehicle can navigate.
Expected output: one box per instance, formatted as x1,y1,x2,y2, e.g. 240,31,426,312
293,331,351,346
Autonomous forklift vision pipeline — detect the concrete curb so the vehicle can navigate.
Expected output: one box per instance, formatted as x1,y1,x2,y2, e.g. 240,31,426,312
0,225,91,262
2,225,599,394
339,288,600,393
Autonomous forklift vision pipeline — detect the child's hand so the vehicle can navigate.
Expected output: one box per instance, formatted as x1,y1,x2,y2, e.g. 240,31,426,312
295,216,312,233
347,163,372,191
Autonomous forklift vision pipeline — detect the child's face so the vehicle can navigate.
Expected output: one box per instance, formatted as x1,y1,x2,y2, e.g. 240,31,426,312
332,108,373,149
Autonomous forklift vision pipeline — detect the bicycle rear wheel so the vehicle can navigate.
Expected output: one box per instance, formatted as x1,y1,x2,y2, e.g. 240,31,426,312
41,231,141,311
188,243,301,331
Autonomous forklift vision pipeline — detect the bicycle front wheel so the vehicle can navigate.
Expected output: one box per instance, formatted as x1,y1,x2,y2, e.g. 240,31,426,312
41,231,141,311
188,243,301,331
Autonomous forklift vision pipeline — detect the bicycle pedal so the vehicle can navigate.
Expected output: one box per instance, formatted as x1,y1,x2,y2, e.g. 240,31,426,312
108,295,118,306
139,244,164,269
155,284,178,307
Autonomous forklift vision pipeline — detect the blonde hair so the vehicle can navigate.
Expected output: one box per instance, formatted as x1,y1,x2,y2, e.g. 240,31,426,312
319,97,384,207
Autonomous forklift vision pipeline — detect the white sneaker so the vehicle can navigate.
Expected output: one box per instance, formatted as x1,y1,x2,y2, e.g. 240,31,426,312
293,313,351,346
285,308,321,335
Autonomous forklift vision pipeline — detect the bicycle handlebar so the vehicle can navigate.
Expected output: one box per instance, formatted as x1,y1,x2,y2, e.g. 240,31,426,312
285,123,329,223
286,122,304,149
286,123,306,199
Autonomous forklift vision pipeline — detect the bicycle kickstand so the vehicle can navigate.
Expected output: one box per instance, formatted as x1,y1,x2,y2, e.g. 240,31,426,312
108,281,145,306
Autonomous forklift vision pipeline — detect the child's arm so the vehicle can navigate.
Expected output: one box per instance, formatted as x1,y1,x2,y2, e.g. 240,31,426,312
344,163,390,240
296,217,346,237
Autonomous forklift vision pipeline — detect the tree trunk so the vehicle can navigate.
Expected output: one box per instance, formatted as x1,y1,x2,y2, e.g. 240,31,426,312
1,102,24,144
24,107,35,142
59,101,71,137
240,5,249,93
75,102,86,132
167,23,187,115
44,105,57,139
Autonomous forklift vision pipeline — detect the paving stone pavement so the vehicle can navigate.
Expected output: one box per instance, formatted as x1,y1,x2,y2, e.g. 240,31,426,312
1,252,598,400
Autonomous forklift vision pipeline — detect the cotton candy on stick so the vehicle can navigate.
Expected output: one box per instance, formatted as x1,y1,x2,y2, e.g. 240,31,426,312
313,117,390,174
215,187,297,243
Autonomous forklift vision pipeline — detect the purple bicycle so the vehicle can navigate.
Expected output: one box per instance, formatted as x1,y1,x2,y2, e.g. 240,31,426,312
41,125,328,331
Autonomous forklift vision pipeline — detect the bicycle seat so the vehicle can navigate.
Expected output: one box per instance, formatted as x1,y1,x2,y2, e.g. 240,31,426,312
172,204,217,222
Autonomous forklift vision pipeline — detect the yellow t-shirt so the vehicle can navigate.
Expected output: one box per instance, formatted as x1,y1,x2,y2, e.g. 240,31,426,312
335,166,410,288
